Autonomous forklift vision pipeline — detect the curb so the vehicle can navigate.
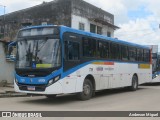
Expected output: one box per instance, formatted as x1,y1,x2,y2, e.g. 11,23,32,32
0,84,29,98
0,92,28,98
0,85,43,98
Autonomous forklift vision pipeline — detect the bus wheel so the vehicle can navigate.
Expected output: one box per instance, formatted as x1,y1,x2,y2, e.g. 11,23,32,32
77,79,93,100
129,75,138,91
45,95,56,99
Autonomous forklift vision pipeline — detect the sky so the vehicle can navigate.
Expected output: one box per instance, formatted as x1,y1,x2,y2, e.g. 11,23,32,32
0,0,160,48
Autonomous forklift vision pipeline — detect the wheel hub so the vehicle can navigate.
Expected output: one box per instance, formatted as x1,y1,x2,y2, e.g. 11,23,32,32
83,84,90,95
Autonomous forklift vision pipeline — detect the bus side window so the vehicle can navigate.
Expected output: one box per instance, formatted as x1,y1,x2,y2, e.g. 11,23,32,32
137,49,143,61
83,37,96,58
129,47,136,61
110,43,120,60
98,41,109,59
65,41,80,61
144,49,150,62
121,46,129,61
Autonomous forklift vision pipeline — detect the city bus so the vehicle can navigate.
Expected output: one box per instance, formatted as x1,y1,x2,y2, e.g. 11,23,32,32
14,25,152,100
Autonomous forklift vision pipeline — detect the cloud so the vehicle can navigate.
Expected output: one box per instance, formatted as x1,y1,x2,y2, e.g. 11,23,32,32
115,16,160,46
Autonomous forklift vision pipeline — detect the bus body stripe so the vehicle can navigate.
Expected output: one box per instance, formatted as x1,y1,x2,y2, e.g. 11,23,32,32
138,64,150,69
92,62,114,65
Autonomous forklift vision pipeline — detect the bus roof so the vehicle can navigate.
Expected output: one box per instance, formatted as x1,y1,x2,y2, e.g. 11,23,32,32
20,25,150,49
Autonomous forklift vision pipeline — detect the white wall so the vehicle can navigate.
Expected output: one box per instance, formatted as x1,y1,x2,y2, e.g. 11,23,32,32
0,42,14,84
71,14,114,37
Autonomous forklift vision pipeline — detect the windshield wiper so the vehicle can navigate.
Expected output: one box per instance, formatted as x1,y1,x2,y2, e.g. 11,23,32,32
26,43,33,67
35,41,39,62
34,38,48,64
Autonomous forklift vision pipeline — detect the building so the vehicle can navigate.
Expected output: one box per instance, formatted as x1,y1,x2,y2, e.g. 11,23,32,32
0,41,14,85
0,0,119,41
0,0,119,84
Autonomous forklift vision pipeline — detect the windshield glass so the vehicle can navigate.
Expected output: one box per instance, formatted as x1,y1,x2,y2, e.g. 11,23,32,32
16,38,61,69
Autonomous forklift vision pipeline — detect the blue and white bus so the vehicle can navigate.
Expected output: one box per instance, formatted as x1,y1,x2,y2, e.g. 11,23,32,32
14,25,152,100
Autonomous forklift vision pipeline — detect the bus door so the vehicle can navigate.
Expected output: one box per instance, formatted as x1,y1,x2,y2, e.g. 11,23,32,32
63,33,81,93
63,33,81,72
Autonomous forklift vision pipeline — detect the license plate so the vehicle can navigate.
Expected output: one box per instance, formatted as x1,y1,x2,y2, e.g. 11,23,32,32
27,86,35,91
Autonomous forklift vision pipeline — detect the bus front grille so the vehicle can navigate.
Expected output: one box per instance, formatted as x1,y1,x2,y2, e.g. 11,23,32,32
18,84,46,92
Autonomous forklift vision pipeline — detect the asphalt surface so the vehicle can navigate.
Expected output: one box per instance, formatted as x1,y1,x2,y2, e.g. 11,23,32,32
1,84,160,120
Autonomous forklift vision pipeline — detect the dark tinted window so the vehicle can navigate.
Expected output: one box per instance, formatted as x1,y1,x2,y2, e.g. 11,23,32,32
98,41,109,58
83,38,96,57
90,24,96,33
107,32,111,37
97,26,102,35
121,46,129,61
144,49,150,62
129,47,137,61
79,23,85,31
152,53,157,59
110,43,120,60
137,49,143,61
65,41,80,60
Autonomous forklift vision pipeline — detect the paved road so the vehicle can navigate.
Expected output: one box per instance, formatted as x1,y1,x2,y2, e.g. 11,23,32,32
1,84,160,120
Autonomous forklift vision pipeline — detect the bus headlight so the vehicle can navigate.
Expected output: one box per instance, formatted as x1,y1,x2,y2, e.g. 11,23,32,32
47,76,60,86
54,76,60,82
48,79,54,86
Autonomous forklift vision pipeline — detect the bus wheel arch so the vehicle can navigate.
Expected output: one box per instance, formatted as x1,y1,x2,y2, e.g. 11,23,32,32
129,73,138,91
77,75,95,100
85,74,96,92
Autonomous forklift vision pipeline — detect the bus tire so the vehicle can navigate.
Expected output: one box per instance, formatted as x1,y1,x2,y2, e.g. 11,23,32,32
45,95,56,99
129,75,138,91
77,79,93,100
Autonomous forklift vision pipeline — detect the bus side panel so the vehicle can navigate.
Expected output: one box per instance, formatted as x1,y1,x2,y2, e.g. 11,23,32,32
59,77,77,94
74,64,101,92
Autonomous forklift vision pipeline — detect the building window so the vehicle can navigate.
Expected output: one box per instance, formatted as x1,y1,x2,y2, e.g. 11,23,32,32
90,24,96,33
79,22,85,31
41,22,47,25
97,26,102,35
107,31,111,37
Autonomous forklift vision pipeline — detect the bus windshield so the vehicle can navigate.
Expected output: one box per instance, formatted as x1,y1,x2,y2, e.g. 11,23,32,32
16,38,61,69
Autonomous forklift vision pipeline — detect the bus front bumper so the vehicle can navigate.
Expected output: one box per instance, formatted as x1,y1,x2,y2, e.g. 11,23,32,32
14,80,63,95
